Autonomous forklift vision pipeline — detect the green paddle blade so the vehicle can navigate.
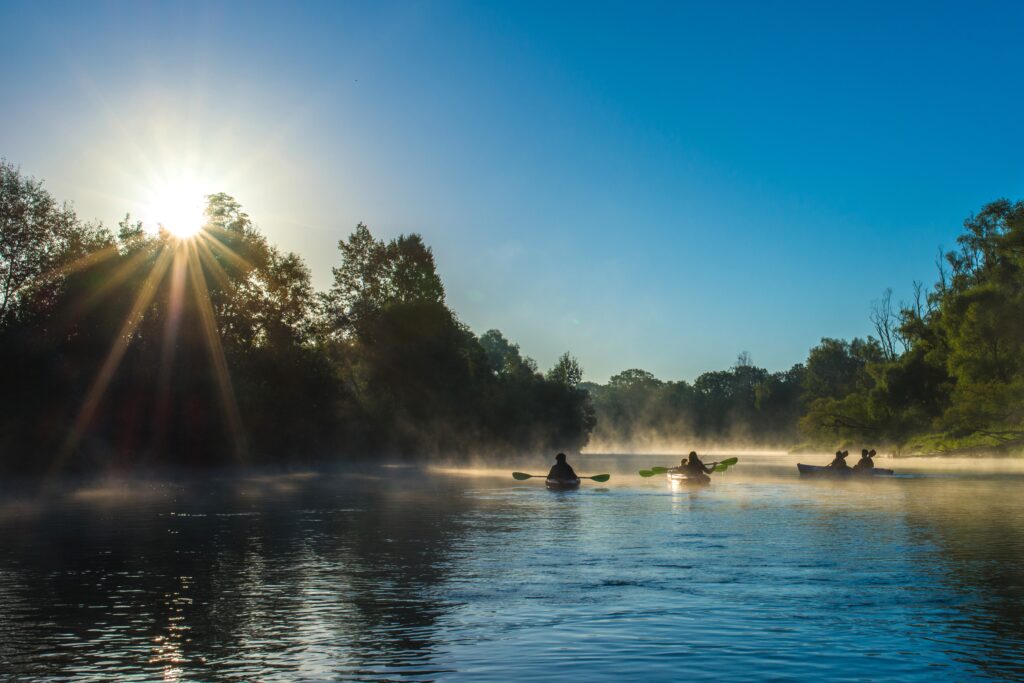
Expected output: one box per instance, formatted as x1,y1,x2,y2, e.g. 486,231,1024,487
713,463,729,473
650,466,670,474
589,474,610,482
638,469,656,477
719,457,739,466
512,472,534,480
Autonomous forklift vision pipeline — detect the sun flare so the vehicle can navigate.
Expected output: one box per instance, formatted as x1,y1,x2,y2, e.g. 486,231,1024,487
142,177,208,238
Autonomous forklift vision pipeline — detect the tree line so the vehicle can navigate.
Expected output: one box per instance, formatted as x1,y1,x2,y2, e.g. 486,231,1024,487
581,358,806,450
799,199,1024,454
583,199,1024,456
2,158,1020,471
0,161,593,473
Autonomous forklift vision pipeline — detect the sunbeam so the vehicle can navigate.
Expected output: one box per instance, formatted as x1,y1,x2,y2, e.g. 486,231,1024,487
51,243,161,330
152,247,188,450
53,226,254,468
185,240,247,459
57,247,174,467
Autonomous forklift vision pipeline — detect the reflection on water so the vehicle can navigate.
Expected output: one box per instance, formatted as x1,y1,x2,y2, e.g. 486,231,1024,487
0,455,1023,681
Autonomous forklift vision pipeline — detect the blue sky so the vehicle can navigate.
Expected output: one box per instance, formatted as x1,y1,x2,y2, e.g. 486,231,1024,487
2,1,1022,382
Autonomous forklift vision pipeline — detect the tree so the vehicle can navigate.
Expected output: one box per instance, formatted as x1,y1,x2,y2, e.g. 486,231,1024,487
547,352,583,387
802,337,883,402
870,288,905,361
0,163,601,471
479,329,537,377
324,224,445,338
0,160,112,325
608,368,662,390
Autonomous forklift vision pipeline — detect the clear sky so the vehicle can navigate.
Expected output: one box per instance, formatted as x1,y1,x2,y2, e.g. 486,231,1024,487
2,1,1022,382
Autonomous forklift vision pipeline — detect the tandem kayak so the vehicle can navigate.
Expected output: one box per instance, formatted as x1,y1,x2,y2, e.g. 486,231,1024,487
545,478,581,490
668,471,711,486
797,463,895,478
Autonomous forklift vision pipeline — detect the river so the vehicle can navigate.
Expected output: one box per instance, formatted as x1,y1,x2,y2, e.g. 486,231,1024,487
1,453,1022,681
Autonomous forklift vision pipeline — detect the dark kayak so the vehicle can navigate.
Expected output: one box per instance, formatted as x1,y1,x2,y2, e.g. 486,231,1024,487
545,478,581,490
797,463,894,478
668,471,710,486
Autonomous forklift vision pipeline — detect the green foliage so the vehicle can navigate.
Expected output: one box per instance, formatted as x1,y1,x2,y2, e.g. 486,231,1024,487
0,159,114,326
803,337,884,401
547,352,583,387
801,198,1024,452
479,329,537,377
323,224,445,338
608,368,663,390
4,159,1021,465
0,166,596,471
586,356,805,448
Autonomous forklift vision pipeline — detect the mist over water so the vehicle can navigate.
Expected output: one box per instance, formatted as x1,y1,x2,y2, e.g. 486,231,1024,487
2,454,1023,681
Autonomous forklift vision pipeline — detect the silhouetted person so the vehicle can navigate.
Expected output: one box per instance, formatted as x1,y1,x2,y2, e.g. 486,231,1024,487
676,451,713,482
827,450,850,470
853,449,876,471
547,452,578,481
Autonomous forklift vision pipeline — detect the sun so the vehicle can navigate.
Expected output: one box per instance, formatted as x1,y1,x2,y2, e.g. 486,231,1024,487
142,177,208,238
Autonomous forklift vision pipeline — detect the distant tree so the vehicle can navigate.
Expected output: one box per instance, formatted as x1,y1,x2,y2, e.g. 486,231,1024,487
608,368,662,390
587,357,803,448
479,329,537,376
547,352,583,387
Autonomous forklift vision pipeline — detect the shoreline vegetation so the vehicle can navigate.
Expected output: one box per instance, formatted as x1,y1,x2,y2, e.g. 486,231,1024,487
2,159,1022,473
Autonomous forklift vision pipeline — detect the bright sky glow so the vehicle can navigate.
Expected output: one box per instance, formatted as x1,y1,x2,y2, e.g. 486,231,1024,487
141,174,207,238
2,1,1023,382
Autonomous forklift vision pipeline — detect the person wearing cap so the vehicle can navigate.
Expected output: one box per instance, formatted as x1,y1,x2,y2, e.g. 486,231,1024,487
827,450,851,470
853,449,876,471
547,452,578,481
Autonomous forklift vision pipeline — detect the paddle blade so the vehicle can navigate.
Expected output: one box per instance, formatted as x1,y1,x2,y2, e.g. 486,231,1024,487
719,457,739,467
650,466,670,474
512,472,534,480
713,463,729,473
638,469,656,477
589,474,611,483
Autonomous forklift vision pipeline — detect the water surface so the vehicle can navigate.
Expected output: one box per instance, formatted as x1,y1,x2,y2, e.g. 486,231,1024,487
1,454,1023,681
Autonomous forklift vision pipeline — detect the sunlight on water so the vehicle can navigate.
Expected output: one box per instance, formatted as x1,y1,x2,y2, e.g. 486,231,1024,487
1,455,1023,681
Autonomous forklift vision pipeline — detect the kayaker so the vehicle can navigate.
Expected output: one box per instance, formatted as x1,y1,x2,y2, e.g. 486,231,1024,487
853,449,876,471
680,451,714,479
547,452,578,481
826,450,850,470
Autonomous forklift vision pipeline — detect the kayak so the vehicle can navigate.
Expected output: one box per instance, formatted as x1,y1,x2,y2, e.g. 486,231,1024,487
797,463,895,478
668,471,710,486
545,478,581,490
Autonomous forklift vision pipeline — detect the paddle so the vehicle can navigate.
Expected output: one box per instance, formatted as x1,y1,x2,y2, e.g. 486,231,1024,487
639,466,680,477
638,457,739,477
714,457,739,473
512,472,611,482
